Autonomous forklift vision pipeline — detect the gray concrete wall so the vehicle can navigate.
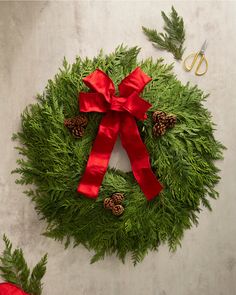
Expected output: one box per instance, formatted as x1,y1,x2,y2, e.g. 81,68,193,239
0,1,235,295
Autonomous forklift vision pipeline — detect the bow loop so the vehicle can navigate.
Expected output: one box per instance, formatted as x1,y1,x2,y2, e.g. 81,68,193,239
83,69,115,103
79,92,109,113
118,67,152,97
122,92,151,120
80,67,152,118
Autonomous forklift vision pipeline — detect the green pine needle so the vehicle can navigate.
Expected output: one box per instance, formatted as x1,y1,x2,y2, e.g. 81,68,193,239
12,45,225,264
142,6,185,60
0,235,47,295
27,254,48,295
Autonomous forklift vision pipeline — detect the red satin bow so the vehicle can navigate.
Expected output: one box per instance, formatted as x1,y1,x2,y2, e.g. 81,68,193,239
77,67,163,200
0,283,29,295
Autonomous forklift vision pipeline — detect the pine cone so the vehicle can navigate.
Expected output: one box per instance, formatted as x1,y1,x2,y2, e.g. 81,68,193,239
64,115,88,138
64,119,75,129
71,127,84,138
153,122,166,137
112,204,124,216
103,198,115,210
165,115,177,128
111,193,124,205
152,111,167,124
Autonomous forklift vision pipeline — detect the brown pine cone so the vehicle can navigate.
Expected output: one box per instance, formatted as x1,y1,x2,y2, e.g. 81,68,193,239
64,118,75,129
112,204,124,216
152,111,167,124
153,122,166,137
103,198,115,210
165,115,177,128
111,193,124,205
64,114,88,138
71,127,85,138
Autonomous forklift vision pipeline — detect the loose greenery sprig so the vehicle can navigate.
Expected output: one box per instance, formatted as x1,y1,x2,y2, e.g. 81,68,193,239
12,45,224,264
0,235,47,295
142,6,185,60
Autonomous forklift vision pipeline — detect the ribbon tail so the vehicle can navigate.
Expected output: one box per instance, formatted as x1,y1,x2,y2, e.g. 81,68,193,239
120,114,163,200
77,112,120,198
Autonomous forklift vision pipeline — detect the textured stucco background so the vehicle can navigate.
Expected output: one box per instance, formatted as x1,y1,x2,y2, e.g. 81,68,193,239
0,1,236,295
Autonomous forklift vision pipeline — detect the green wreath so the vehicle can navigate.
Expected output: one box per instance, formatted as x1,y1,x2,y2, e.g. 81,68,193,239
13,46,224,264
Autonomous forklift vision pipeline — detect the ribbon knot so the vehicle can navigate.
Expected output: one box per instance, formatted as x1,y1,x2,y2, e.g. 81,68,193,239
109,95,127,112
77,67,163,200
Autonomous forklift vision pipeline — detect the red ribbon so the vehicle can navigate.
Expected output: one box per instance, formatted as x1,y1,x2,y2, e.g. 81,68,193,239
77,67,163,201
0,283,29,295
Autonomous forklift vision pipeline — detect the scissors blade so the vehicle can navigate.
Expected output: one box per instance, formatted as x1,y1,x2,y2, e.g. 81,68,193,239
200,40,207,54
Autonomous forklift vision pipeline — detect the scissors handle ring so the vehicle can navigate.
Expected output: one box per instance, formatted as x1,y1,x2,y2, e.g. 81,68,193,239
183,53,199,71
195,55,208,76
183,52,208,76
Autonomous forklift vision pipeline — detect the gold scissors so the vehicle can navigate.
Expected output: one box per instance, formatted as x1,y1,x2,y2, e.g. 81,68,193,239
183,40,208,76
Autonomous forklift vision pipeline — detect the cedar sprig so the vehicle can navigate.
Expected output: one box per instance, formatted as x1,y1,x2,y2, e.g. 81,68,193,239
0,235,47,295
142,6,185,60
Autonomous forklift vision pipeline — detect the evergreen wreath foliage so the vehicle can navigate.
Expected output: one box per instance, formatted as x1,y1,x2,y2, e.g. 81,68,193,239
12,45,224,264
0,235,47,295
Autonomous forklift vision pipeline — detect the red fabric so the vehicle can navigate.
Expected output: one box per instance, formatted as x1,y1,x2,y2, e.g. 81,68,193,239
0,283,29,295
77,67,163,200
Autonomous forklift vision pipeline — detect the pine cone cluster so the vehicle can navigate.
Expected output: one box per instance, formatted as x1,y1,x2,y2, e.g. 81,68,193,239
152,110,177,137
64,114,88,138
103,193,125,216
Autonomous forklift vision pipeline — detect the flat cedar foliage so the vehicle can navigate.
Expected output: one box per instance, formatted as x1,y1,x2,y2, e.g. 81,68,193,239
142,6,185,60
0,235,47,295
12,46,224,264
